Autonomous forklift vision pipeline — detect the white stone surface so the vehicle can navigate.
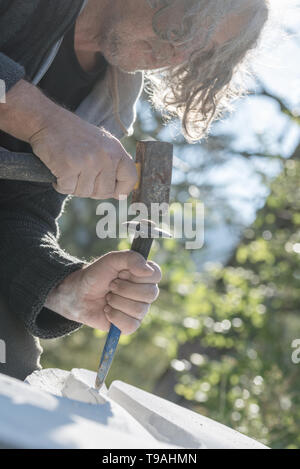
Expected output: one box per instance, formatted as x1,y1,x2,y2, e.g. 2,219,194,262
0,372,172,449
108,381,268,449
62,368,108,404
25,368,69,397
1,369,268,449
27,368,108,404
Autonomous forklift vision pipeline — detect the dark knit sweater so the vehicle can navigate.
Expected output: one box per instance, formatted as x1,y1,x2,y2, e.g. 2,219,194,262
0,0,87,339
0,0,83,89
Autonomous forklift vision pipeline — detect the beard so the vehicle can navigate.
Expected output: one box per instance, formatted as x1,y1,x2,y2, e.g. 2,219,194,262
100,29,154,72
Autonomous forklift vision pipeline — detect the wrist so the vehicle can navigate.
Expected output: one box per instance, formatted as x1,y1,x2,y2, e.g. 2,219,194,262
0,79,62,144
45,269,84,322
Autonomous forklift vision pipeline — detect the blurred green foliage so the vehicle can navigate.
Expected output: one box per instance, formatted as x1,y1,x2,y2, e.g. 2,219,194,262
164,160,300,449
42,93,300,449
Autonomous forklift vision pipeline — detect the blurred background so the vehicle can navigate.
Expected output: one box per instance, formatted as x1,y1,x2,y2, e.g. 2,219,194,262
42,0,300,449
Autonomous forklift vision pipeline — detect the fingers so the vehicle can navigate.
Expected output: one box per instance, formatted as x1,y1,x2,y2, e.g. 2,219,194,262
109,278,159,303
104,306,141,335
91,169,116,200
52,138,137,199
117,261,162,284
84,309,111,332
78,252,162,335
82,250,154,290
55,156,137,199
104,279,156,334
74,171,98,198
54,175,78,195
100,250,155,278
106,293,150,320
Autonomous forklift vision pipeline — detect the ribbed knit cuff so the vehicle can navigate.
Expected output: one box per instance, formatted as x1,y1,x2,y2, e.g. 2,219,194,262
9,251,86,339
0,53,25,92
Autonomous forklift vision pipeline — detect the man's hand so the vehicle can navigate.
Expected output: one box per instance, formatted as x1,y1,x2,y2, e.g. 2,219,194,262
0,80,137,199
29,115,137,199
45,251,161,335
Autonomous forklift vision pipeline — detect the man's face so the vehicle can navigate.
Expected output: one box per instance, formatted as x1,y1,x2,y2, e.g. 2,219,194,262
98,0,250,73
98,0,191,72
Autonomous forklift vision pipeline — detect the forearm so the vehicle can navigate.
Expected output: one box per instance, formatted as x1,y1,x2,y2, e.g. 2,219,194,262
0,79,60,143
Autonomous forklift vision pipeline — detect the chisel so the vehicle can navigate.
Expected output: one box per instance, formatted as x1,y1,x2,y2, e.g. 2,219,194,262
95,140,173,390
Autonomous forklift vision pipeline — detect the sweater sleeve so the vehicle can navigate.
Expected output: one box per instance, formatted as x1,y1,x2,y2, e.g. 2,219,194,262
0,52,25,92
0,178,86,339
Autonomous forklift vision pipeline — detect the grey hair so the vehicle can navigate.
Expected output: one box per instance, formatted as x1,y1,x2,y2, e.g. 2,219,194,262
145,0,269,141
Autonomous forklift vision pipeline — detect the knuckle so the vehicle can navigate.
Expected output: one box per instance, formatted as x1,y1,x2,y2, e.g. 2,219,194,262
156,271,162,283
133,301,146,318
59,188,75,196
55,186,69,195
55,177,77,194
147,284,156,296
112,279,124,292
74,191,92,198
139,304,149,320
111,283,119,294
149,284,159,300
124,319,141,335
106,294,115,307
129,250,145,264
117,280,125,291
119,270,131,280
150,263,162,282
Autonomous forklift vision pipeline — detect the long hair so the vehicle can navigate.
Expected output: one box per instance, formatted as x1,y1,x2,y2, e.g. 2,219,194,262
145,0,269,141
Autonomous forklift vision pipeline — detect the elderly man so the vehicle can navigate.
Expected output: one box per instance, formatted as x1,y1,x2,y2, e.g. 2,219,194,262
0,0,268,380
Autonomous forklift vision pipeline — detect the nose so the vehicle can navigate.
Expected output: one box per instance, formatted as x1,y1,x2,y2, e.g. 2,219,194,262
151,42,188,69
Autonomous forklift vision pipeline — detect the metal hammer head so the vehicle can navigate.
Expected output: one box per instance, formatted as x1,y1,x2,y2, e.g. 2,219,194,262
132,141,173,211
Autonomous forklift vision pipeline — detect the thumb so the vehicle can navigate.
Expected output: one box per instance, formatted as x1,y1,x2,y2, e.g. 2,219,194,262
108,251,154,277
126,251,155,277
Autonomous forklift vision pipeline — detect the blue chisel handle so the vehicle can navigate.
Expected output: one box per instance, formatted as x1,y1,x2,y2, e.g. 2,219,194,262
95,223,154,389
95,324,121,389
